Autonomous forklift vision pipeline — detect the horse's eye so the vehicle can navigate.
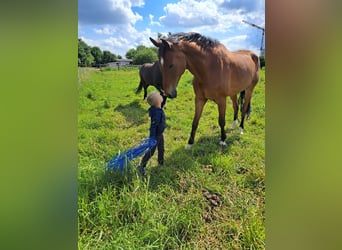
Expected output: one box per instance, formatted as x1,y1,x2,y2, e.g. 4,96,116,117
169,64,174,69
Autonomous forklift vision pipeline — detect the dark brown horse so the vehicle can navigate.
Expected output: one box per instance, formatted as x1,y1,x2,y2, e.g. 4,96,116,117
136,61,163,99
150,32,260,148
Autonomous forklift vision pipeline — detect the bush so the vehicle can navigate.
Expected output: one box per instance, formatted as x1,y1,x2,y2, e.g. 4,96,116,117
133,48,157,65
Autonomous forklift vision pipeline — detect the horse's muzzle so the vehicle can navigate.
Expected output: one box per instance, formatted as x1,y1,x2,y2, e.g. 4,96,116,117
168,89,177,98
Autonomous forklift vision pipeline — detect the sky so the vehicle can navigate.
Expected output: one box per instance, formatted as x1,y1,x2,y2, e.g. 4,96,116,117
78,0,265,58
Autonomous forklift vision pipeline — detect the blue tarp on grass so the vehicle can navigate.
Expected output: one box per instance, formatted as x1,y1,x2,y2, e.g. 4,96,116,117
107,137,157,172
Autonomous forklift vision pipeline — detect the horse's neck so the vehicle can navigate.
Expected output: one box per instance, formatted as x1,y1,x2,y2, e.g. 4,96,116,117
180,43,207,79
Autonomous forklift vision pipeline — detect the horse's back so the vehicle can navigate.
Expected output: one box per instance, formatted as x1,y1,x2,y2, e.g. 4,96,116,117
140,62,154,75
139,63,153,80
239,51,260,85
140,62,162,87
234,50,259,70
214,49,259,96
232,50,260,81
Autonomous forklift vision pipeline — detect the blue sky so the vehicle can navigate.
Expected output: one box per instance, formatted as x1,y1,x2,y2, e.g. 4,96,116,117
78,0,265,58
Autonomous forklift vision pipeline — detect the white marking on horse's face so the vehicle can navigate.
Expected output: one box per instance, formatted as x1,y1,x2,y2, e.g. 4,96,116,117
160,57,164,67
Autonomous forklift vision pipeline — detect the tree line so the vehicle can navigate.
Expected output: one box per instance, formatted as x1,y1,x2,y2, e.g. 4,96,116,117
78,38,264,68
78,38,157,67
78,39,119,67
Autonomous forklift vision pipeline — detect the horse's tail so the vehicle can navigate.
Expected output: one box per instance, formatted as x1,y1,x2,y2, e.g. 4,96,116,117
251,53,261,76
136,66,144,94
136,80,143,94
239,53,259,119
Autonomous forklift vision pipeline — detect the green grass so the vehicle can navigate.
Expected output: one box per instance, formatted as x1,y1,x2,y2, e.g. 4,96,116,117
78,67,265,249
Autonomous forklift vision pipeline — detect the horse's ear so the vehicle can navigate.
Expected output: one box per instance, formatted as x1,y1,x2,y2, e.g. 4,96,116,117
150,37,161,47
161,39,172,49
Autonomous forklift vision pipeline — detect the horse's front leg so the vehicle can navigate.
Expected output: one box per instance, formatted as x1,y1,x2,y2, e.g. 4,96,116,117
217,98,227,145
186,97,207,150
143,87,147,99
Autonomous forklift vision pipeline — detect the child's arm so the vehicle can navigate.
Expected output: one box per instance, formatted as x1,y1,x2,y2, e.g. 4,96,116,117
149,113,158,138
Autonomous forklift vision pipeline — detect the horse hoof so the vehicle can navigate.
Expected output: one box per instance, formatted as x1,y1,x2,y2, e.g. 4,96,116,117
219,141,227,146
238,128,244,134
232,120,238,129
185,144,192,150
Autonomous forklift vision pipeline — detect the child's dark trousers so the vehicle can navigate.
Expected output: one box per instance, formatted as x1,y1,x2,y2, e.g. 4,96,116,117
140,134,164,168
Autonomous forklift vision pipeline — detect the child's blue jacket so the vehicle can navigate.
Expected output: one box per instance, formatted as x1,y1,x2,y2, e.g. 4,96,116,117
148,106,166,138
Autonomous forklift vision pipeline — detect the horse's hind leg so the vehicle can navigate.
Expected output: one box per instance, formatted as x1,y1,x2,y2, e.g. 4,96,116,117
239,91,252,120
217,98,227,145
230,95,239,129
239,89,253,134
246,101,251,119
186,97,207,149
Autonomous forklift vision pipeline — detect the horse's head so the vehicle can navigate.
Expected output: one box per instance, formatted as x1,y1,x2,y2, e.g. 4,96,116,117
150,37,186,98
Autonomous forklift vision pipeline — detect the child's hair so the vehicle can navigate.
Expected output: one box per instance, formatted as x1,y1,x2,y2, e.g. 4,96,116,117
146,92,160,106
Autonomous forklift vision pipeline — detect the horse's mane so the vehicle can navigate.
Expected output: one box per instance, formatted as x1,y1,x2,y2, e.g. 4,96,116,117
166,32,220,49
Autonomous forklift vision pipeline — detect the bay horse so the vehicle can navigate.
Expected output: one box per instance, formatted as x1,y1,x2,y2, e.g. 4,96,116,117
136,61,167,107
150,32,260,149
136,61,162,98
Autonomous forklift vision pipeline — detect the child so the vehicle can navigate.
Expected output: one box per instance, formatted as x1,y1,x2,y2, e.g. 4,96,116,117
138,92,166,176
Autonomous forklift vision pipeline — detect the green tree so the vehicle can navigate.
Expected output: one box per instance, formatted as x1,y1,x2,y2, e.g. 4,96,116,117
150,46,158,55
84,53,94,67
125,45,157,65
125,48,136,59
136,45,148,51
102,50,116,64
78,39,94,67
133,48,157,65
91,46,103,67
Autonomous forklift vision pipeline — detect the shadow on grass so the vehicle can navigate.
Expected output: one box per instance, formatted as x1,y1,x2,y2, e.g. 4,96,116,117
148,133,241,191
80,133,241,201
114,100,146,126
192,133,241,155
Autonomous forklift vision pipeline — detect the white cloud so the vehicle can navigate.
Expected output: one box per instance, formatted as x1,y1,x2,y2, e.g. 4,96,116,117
81,24,156,57
220,34,247,49
79,0,143,25
220,34,260,55
94,26,114,35
79,0,264,58
160,0,219,28
149,14,161,26
157,0,264,36
220,0,260,13
131,0,145,7
154,0,264,55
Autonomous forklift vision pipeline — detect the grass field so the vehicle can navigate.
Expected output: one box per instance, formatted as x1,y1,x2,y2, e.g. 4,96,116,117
78,66,265,249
